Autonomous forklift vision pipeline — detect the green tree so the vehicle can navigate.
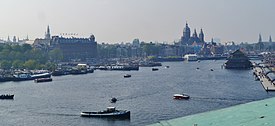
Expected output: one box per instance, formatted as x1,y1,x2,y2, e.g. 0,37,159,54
24,60,38,70
49,48,63,62
0,49,10,60
12,60,24,69
0,60,12,70
12,45,22,52
21,44,32,52
45,62,56,71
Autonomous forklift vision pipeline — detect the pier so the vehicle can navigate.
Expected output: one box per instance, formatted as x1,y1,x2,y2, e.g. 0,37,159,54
253,66,275,91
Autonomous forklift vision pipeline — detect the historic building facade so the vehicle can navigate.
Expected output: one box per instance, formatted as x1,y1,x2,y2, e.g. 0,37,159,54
180,22,205,46
33,26,97,62
50,35,97,61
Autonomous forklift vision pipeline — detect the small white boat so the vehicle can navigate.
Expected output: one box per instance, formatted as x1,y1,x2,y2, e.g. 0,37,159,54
173,94,190,100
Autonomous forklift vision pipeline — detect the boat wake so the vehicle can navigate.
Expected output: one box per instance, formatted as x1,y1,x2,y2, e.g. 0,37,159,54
190,96,259,103
35,112,79,117
116,91,160,101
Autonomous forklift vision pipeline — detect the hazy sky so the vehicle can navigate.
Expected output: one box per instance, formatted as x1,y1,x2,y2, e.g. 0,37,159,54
0,0,274,43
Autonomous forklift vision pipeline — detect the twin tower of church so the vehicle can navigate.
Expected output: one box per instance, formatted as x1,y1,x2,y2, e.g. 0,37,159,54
180,22,205,46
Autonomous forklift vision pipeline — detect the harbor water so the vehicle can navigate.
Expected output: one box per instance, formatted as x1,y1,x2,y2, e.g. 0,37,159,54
0,60,274,126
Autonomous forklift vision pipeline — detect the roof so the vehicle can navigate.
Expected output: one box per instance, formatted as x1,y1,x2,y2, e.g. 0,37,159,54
148,97,275,126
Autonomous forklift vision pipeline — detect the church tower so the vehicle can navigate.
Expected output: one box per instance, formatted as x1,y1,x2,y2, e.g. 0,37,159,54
13,36,17,42
199,28,204,43
182,22,191,43
258,34,262,42
45,25,51,39
192,29,198,38
269,35,272,42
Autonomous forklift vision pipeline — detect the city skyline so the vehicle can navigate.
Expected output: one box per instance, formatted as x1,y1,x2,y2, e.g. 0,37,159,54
0,0,274,43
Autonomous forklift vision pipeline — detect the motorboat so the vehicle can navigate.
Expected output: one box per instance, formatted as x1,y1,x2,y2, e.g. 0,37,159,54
152,68,159,71
0,94,14,99
124,74,131,78
173,93,190,100
165,66,170,68
81,107,130,119
34,78,53,83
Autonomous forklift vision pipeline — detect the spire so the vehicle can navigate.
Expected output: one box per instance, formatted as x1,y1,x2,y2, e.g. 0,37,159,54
199,28,204,42
192,29,197,38
269,35,272,42
45,25,51,39
259,33,262,42
7,36,11,42
47,25,50,34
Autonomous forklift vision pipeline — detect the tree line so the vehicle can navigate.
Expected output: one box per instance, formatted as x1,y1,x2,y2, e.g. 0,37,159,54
0,44,62,70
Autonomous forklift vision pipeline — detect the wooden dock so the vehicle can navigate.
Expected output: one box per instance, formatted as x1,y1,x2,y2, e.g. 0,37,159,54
253,66,275,91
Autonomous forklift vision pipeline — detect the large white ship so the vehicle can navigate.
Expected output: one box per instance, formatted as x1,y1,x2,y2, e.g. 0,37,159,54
183,54,198,61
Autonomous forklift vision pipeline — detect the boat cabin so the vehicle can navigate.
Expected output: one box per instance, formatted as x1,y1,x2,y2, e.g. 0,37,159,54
107,107,116,112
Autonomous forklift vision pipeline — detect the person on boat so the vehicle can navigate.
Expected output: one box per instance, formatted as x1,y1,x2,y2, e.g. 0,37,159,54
110,97,117,103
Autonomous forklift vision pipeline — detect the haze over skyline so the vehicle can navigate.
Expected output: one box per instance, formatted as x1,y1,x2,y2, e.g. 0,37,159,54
0,0,274,43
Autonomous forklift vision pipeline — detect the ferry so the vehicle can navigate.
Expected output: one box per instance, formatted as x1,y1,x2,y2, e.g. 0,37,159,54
81,107,130,119
31,72,52,79
183,54,198,61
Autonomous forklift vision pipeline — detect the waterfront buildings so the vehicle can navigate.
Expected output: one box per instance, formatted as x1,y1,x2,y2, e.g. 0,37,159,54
50,35,97,61
32,24,227,61
33,26,97,62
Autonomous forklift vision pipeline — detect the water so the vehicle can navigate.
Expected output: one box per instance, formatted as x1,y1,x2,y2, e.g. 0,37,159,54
0,60,274,126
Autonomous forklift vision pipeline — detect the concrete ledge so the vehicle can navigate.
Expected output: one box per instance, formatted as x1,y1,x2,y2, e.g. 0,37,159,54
148,97,275,126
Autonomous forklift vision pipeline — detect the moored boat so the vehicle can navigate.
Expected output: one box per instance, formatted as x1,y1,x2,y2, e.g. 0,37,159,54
34,78,53,83
173,93,190,100
0,94,14,99
31,72,52,79
12,73,32,81
81,107,130,119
